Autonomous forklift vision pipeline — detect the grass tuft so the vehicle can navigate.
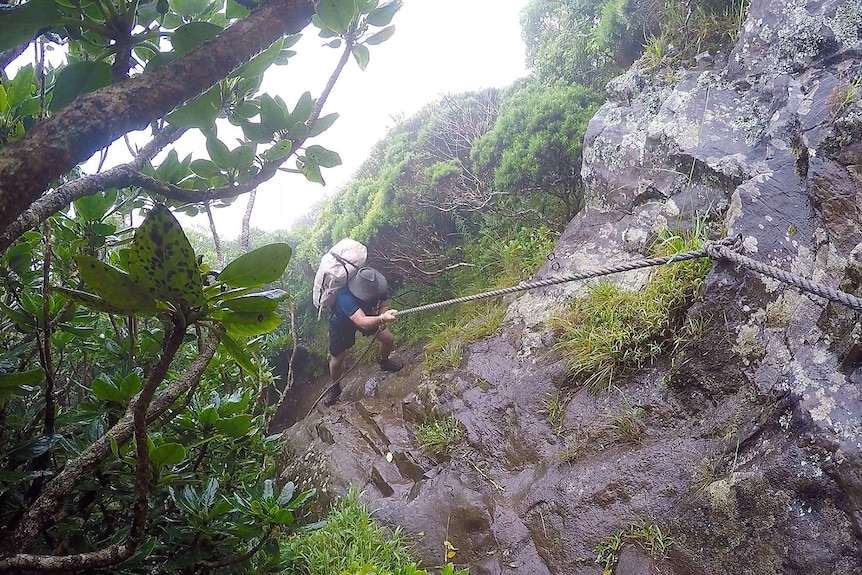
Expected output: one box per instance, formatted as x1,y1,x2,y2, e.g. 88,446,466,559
415,416,466,455
550,229,711,393
285,489,416,575
595,522,672,572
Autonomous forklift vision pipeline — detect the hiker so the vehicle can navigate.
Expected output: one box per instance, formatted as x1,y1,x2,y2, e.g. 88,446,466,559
324,267,403,406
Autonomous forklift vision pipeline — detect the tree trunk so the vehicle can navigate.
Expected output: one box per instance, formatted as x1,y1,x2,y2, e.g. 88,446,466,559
240,189,256,253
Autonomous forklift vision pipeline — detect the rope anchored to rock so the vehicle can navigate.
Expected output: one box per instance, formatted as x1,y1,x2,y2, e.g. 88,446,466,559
394,235,862,316
311,235,861,415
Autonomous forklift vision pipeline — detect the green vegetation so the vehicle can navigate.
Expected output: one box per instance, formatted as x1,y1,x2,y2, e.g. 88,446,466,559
286,490,414,575
594,523,672,572
551,230,712,393
415,416,467,455
541,391,568,435
607,405,646,444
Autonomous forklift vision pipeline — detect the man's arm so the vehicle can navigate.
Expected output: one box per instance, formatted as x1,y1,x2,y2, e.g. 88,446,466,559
349,307,397,331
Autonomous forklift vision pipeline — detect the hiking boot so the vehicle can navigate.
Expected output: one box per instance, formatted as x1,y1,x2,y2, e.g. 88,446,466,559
379,358,403,373
321,382,342,407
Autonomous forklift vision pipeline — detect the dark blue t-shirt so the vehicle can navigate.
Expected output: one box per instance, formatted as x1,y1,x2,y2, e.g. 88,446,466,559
332,288,387,321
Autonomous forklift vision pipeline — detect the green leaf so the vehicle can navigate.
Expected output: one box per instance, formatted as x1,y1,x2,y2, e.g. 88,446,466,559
228,145,256,170
5,434,63,460
218,244,292,287
171,22,223,56
365,25,395,45
7,65,35,108
206,137,232,168
49,61,112,113
288,92,314,126
151,443,187,466
0,368,45,388
0,301,36,332
308,112,339,137
270,508,295,524
0,85,8,112
214,414,253,437
171,0,210,16
366,0,401,26
74,190,116,222
167,86,221,129
312,14,339,38
306,145,342,168
219,332,257,376
190,158,222,178
351,44,370,70
216,311,282,336
119,370,143,400
236,37,284,78
199,405,219,425
55,287,148,316
91,376,125,403
261,140,293,162
226,0,251,19
222,289,287,312
278,481,295,505
286,122,309,143
73,254,158,313
128,205,206,310
0,0,62,53
241,121,275,144
300,158,324,185
259,94,290,132
316,0,357,34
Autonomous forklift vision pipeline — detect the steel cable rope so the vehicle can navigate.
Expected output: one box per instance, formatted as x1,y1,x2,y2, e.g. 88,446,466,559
306,235,862,416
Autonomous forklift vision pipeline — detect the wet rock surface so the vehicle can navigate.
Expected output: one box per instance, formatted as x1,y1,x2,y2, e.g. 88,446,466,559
275,0,862,572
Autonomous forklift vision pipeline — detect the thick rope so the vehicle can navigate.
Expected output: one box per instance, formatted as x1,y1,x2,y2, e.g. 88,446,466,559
395,236,742,317
708,244,862,312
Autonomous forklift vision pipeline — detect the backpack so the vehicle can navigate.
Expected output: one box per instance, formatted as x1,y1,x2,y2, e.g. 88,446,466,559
312,238,367,316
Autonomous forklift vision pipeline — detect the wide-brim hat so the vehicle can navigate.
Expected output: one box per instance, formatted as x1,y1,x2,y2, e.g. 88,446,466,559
348,267,388,302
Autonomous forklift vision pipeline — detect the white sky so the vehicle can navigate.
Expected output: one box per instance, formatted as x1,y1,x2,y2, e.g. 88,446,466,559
191,0,532,238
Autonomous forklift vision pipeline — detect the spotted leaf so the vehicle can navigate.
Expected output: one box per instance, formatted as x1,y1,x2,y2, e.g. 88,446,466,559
128,204,206,311
72,255,158,313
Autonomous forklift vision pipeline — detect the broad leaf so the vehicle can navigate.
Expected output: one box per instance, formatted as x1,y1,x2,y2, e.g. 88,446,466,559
55,287,150,315
171,22,223,56
300,157,325,184
214,414,253,437
365,25,395,45
218,244,292,287
151,443,187,466
73,254,158,313
0,368,43,387
260,94,290,132
128,205,206,310
306,145,342,168
49,61,112,113
308,112,339,137
91,376,125,403
261,140,293,162
288,92,314,126
171,0,210,16
190,158,222,178
352,44,370,70
74,189,117,221
5,434,63,460
167,86,221,128
215,311,282,336
366,0,401,26
219,332,257,376
206,137,232,168
222,289,287,312
316,0,357,34
0,0,62,53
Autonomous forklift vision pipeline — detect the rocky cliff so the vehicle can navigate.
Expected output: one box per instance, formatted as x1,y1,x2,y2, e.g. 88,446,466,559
276,0,862,572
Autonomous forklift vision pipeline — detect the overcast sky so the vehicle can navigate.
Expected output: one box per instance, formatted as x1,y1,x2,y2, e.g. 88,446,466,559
184,0,532,238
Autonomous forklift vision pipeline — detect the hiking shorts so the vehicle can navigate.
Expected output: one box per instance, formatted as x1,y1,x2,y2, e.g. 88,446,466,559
328,314,376,356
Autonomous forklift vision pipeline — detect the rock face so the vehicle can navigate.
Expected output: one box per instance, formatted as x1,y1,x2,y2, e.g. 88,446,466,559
277,0,862,573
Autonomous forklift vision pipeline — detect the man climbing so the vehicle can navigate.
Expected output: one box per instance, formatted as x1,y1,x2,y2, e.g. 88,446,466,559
324,266,403,406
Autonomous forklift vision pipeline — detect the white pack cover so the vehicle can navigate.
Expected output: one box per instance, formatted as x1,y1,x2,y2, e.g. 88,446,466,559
312,238,367,313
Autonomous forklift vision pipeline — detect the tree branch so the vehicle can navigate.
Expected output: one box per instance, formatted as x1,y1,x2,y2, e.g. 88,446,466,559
0,0,315,234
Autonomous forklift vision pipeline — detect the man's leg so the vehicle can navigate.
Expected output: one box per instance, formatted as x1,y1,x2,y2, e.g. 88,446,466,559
376,328,402,372
329,350,347,382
